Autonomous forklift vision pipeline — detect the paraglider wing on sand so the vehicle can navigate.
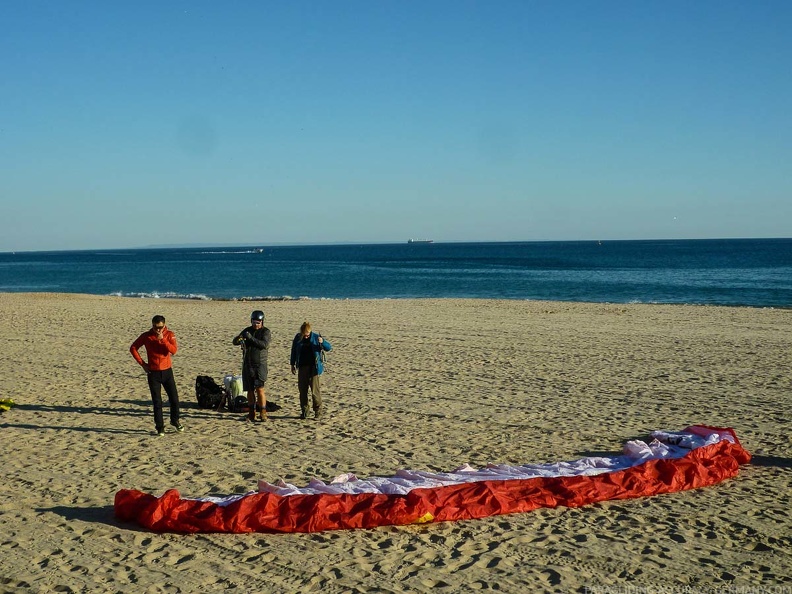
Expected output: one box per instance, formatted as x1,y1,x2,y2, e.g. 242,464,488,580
114,425,750,534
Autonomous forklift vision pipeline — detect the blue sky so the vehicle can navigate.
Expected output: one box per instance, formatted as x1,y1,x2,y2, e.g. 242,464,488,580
2,1,791,251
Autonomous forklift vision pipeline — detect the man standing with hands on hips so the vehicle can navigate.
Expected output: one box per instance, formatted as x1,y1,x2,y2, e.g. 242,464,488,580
130,315,184,437
291,321,332,420
233,310,272,422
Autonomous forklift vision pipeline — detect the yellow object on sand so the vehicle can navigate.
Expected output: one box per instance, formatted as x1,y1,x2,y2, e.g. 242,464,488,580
412,513,434,524
0,398,16,412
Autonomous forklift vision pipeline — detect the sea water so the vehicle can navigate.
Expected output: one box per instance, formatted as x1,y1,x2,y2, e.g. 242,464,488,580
0,239,790,307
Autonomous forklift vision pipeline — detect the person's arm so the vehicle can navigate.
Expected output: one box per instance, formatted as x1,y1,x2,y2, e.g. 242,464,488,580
248,328,272,349
163,329,178,355
129,334,149,371
290,334,298,374
232,329,246,346
319,335,332,352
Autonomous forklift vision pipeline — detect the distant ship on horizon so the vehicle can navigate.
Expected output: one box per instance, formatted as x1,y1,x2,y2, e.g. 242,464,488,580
407,238,434,244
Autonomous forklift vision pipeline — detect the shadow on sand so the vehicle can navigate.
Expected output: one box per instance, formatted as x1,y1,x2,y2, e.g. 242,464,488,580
749,455,792,469
16,402,150,417
36,505,148,531
0,423,146,435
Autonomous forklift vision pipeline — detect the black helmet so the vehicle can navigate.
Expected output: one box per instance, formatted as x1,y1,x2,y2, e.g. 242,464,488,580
251,310,265,322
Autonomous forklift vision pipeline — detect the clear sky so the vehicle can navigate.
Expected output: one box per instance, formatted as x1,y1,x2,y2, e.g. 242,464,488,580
2,1,791,251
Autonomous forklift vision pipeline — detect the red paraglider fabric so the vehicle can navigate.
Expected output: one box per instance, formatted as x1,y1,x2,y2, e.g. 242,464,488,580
114,425,750,533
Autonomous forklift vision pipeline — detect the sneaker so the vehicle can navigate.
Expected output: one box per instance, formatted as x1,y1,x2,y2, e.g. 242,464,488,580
155,430,165,437
172,423,185,433
314,408,324,420
300,408,309,420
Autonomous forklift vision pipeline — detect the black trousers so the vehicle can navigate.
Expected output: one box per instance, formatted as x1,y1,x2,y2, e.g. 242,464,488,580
147,368,180,431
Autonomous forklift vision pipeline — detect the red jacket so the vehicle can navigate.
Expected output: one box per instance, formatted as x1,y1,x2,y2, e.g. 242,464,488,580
130,328,178,371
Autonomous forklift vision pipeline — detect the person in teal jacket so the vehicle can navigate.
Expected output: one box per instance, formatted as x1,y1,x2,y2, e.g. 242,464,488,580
290,321,332,420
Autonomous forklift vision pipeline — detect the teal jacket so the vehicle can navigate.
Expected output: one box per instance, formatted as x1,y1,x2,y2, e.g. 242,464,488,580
290,332,332,375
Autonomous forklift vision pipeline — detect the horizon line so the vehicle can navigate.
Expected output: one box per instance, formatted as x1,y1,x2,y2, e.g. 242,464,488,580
2,236,791,255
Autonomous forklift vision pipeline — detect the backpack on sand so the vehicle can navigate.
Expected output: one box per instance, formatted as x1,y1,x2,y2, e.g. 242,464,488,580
223,374,244,398
228,394,250,413
227,396,281,414
222,374,248,413
195,375,225,409
222,373,282,413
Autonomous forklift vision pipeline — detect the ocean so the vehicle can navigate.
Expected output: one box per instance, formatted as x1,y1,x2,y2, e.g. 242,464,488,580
1,239,790,307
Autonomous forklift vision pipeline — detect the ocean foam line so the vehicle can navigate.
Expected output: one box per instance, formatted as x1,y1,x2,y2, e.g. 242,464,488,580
198,250,263,254
105,291,729,306
108,291,334,301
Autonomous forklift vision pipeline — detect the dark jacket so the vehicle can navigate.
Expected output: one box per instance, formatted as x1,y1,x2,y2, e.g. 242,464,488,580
233,326,272,367
290,332,332,375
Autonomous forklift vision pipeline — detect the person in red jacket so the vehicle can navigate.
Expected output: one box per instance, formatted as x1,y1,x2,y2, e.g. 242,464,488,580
130,315,184,436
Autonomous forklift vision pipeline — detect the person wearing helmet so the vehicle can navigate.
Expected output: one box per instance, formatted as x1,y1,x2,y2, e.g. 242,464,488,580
232,310,272,422
290,321,332,420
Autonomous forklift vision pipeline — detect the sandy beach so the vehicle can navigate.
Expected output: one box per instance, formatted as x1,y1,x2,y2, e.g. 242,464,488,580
0,293,789,593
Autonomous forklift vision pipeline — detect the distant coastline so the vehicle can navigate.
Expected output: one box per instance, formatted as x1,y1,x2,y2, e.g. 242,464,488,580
5,236,792,255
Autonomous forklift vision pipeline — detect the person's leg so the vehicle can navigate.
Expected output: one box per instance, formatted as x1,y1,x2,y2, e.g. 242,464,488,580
242,367,256,421
297,366,310,419
255,386,267,421
255,366,268,421
310,374,323,418
161,368,181,428
246,389,256,421
147,371,165,433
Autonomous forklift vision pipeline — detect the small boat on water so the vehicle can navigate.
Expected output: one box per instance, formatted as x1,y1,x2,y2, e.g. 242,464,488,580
407,238,433,244
253,248,264,253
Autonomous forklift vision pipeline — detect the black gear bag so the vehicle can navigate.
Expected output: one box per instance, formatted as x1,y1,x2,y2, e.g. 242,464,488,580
195,375,225,409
